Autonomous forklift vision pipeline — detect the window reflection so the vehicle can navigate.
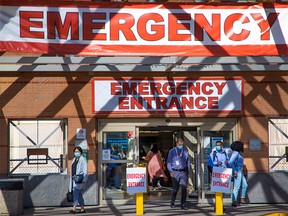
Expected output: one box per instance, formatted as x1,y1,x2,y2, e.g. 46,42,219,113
103,131,134,160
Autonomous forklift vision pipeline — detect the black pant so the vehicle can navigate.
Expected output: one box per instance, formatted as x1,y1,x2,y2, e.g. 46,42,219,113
171,172,187,206
152,176,160,188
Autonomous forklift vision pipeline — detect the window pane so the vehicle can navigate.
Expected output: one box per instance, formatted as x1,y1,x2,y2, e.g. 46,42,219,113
103,131,134,160
9,119,67,175
269,118,288,172
103,163,134,200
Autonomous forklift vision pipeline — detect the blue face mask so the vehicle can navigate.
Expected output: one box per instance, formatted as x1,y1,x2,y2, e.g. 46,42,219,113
216,146,222,152
177,146,183,150
74,152,81,157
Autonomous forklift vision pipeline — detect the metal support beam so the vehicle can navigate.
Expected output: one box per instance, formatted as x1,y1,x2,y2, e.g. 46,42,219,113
1,56,288,72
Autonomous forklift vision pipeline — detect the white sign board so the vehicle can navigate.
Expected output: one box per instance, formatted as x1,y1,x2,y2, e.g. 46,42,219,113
126,168,147,194
210,167,233,193
93,78,243,113
76,128,86,139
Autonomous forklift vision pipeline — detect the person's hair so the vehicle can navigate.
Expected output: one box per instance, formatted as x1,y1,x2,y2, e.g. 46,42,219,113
73,146,83,154
216,141,223,146
230,141,244,152
150,143,158,154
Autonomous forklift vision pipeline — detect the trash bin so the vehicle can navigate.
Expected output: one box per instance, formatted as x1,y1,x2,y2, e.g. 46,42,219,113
0,179,24,215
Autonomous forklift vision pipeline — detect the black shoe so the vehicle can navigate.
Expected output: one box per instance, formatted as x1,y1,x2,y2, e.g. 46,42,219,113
69,210,76,214
170,203,175,208
181,205,188,210
231,202,237,207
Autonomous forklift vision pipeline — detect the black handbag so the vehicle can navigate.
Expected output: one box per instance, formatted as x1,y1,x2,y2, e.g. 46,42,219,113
73,174,84,183
66,191,73,202
67,178,74,202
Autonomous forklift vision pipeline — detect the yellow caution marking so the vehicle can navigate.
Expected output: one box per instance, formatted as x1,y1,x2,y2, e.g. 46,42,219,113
265,213,288,216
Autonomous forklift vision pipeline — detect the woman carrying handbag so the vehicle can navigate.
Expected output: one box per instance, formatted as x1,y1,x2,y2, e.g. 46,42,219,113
69,146,88,214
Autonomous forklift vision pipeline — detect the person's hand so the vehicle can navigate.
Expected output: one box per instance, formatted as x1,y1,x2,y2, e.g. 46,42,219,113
224,160,228,164
234,172,238,178
170,172,174,177
217,162,222,165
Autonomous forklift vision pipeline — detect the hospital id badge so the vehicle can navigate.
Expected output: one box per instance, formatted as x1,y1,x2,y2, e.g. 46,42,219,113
175,160,180,166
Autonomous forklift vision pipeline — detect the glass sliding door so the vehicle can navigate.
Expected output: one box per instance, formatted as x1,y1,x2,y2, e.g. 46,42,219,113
199,125,237,204
101,131,137,201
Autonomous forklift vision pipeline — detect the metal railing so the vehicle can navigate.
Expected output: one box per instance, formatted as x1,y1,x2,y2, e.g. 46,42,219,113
9,155,65,175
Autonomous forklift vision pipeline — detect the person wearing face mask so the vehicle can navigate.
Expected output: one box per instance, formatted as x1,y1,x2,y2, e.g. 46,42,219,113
207,141,229,174
167,138,190,210
69,146,88,214
228,141,248,207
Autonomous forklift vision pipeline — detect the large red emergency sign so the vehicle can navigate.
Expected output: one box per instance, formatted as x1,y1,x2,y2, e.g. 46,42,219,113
1,1,288,56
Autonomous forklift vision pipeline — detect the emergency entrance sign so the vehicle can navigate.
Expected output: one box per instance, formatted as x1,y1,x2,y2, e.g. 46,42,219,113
211,167,233,193
126,167,147,194
93,78,243,114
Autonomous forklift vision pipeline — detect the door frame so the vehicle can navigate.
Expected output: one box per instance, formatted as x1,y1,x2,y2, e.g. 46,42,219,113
198,123,238,204
97,118,238,205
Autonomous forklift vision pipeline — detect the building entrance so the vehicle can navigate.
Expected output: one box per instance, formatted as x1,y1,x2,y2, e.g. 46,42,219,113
98,118,237,205
138,126,198,203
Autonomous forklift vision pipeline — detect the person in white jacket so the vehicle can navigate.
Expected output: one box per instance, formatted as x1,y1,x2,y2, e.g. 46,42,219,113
69,146,88,214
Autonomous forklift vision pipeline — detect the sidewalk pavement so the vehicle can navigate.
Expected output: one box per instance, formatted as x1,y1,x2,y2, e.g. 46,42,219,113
23,202,288,216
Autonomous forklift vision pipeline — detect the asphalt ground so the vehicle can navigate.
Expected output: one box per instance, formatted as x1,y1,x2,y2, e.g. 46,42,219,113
23,202,288,216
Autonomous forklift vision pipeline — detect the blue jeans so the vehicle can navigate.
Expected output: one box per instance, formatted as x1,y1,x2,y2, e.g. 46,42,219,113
73,188,84,207
232,167,248,202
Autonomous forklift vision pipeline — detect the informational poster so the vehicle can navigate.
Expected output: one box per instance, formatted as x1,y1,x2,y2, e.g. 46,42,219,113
126,168,147,194
102,148,111,161
210,167,232,194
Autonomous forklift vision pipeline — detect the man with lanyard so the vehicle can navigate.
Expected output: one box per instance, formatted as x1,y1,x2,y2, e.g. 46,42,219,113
167,138,190,210
208,141,229,172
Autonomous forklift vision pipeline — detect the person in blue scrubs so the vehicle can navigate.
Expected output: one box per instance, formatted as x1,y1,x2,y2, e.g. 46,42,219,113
208,141,229,172
167,138,190,210
228,141,248,207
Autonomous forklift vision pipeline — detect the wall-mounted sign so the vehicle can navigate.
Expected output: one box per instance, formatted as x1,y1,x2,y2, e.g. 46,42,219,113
76,128,86,139
249,138,261,151
93,78,243,114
